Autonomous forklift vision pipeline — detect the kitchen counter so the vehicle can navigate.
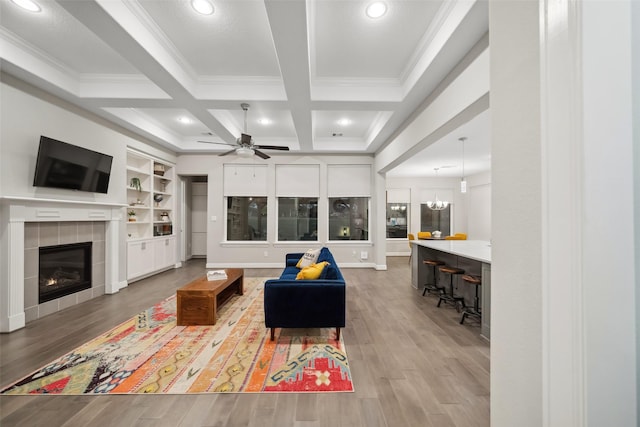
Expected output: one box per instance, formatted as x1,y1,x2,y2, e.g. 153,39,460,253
412,239,491,263
410,239,491,339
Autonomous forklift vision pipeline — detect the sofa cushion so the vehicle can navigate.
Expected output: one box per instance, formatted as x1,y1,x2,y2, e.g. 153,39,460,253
316,247,333,264
319,262,338,280
296,261,329,280
280,265,300,280
296,248,321,269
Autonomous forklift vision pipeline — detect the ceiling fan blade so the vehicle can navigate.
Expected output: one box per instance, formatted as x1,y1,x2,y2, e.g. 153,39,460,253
254,145,289,151
218,148,237,157
253,149,270,159
198,140,238,147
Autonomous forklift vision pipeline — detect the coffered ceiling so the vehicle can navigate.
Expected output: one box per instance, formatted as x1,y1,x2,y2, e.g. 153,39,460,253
1,0,489,177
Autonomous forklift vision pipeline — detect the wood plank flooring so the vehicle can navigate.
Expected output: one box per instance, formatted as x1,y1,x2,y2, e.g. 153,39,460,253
0,257,489,427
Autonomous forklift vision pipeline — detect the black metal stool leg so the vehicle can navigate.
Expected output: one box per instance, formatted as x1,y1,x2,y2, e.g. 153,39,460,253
422,260,445,297
437,266,465,310
460,275,482,324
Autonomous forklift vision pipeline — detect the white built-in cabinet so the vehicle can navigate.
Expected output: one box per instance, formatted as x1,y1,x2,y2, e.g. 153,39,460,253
126,149,176,281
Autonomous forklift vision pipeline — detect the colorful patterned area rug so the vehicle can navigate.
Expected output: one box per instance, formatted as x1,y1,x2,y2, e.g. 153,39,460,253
1,278,353,395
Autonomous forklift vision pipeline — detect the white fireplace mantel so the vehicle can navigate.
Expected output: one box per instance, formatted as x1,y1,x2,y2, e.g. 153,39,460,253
0,196,126,332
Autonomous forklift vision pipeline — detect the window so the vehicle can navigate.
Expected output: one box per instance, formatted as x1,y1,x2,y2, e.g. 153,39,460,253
420,204,451,236
386,203,408,238
277,197,318,241
226,196,267,241
329,197,369,241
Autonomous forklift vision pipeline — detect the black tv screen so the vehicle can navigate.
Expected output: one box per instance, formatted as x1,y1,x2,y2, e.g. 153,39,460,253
33,136,113,194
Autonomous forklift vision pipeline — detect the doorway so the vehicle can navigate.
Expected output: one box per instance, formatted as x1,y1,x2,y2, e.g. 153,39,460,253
179,175,208,262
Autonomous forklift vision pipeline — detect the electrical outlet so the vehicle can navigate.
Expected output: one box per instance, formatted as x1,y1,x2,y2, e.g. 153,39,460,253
264,251,268,257
360,251,368,260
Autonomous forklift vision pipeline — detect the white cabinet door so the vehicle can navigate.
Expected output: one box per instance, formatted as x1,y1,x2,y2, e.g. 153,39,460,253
127,240,155,279
153,237,175,270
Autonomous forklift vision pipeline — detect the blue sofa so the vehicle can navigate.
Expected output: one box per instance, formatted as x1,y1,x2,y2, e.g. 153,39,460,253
264,247,346,340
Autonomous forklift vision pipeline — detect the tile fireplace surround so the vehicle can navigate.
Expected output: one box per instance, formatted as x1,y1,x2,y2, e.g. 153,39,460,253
0,197,125,333
25,222,104,323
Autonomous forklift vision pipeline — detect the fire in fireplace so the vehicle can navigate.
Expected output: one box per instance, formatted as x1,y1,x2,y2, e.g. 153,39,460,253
39,242,92,304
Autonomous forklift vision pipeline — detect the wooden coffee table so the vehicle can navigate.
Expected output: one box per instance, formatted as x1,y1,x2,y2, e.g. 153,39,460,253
176,268,244,326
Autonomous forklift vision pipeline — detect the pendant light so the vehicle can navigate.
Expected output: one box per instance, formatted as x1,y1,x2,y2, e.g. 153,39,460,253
427,168,449,211
459,137,467,193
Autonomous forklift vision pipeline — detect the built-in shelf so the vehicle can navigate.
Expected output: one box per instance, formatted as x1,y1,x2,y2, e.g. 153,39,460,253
126,149,176,281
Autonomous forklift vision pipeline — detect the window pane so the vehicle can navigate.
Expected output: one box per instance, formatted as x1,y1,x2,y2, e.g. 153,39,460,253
277,197,318,241
386,202,408,238
420,204,451,236
227,196,267,241
329,197,369,241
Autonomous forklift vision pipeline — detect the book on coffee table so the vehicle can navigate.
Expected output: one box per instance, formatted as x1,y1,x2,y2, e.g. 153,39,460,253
207,269,228,281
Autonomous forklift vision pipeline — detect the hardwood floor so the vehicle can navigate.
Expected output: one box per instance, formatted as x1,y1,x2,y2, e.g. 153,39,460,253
0,257,489,427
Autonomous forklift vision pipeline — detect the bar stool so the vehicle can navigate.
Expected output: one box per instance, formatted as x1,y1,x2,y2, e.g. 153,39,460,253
437,266,466,311
422,259,445,296
460,274,482,324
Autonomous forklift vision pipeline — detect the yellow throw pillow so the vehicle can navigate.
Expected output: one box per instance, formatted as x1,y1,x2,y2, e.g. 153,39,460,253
296,248,321,269
296,261,329,280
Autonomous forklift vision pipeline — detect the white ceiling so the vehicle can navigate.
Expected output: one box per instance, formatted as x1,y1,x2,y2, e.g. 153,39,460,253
0,0,490,177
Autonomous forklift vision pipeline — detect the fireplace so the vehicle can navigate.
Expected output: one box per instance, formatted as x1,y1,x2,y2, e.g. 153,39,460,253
39,242,92,304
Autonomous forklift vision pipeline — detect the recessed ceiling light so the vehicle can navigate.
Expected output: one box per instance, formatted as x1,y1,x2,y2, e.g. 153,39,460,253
191,0,214,15
257,118,271,125
366,2,387,19
337,118,351,126
10,0,41,12
177,116,193,124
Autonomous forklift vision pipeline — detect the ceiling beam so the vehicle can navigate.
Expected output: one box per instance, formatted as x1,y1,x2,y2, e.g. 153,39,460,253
55,0,237,143
264,0,313,151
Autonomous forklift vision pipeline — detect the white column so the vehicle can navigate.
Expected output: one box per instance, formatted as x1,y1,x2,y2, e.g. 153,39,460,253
374,171,387,270
0,204,26,332
490,0,543,424
104,209,122,294
491,0,637,425
579,1,636,425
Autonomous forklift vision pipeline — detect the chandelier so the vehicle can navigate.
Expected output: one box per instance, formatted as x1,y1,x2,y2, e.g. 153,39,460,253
427,168,449,211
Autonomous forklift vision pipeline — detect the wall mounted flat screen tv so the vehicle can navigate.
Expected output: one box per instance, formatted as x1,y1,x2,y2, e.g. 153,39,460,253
33,136,113,194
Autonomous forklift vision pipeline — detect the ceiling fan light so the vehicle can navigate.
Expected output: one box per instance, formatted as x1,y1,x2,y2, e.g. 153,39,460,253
191,0,214,15
366,2,387,19
10,0,41,12
236,147,255,158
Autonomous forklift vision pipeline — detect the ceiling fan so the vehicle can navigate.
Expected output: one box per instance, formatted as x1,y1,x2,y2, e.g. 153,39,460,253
198,103,289,159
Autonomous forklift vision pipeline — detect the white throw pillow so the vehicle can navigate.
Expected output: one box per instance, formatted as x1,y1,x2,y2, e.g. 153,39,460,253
296,248,321,269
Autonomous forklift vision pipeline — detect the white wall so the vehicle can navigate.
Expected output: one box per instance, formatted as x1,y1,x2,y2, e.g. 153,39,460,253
466,171,491,241
176,154,382,269
0,82,126,203
0,76,388,274
0,77,177,286
385,171,491,255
